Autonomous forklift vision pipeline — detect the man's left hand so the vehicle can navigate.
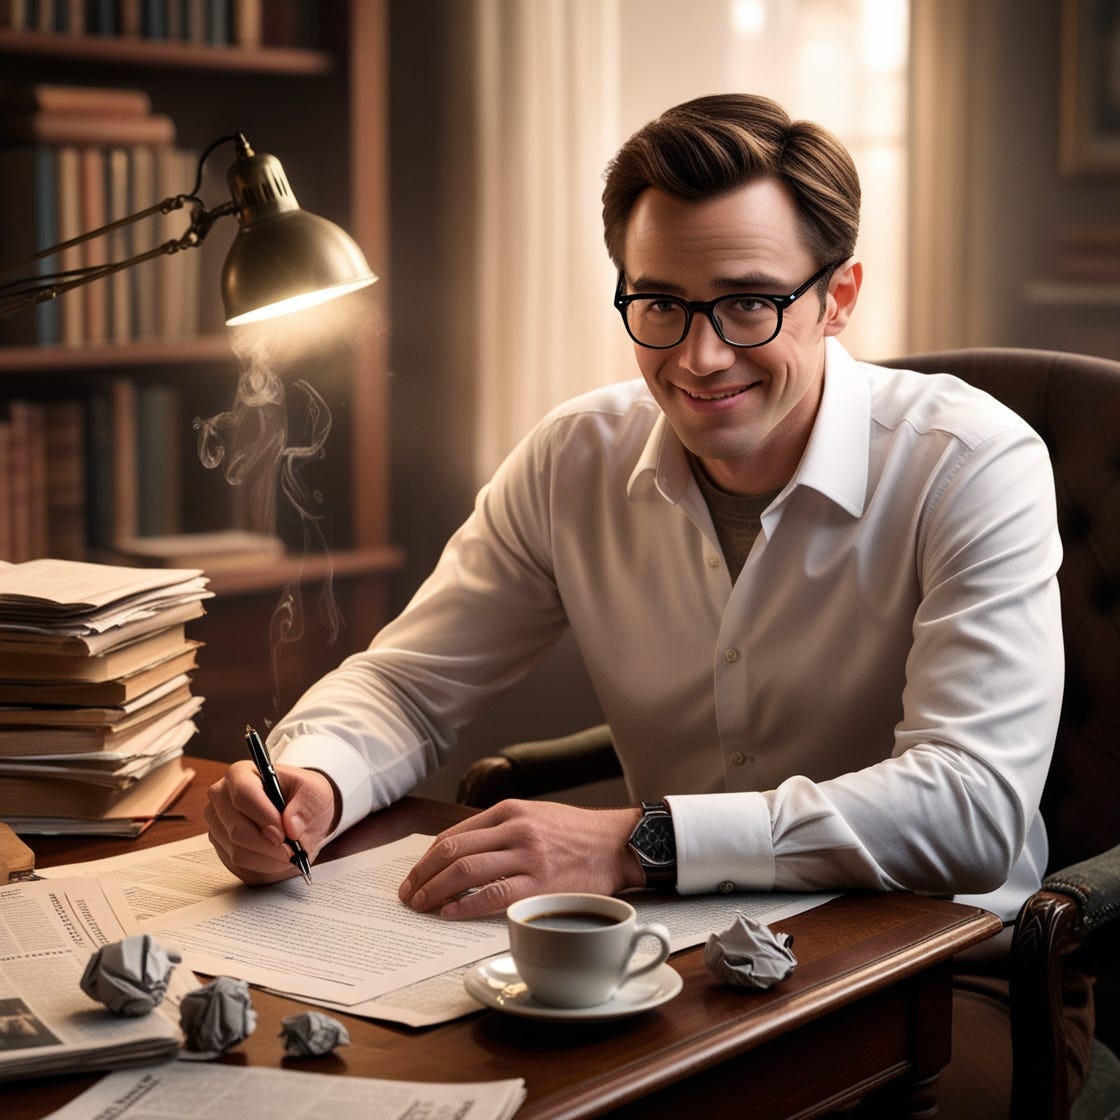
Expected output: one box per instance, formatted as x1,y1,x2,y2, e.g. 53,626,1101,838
398,799,645,919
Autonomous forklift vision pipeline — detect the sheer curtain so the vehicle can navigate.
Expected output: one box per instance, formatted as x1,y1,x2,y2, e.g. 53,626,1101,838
470,0,629,484
460,0,909,488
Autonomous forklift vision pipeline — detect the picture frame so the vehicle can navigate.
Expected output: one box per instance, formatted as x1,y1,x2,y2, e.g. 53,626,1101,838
1061,0,1120,178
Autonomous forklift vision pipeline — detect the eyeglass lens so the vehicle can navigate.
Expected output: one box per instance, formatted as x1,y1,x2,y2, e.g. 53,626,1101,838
623,296,779,348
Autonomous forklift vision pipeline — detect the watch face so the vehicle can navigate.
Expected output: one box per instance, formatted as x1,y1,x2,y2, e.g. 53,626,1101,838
634,815,675,867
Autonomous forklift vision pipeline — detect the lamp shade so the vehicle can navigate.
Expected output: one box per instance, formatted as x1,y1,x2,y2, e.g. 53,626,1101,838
220,140,376,325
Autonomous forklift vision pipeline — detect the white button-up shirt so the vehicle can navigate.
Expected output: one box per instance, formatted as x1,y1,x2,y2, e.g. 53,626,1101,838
274,338,1063,922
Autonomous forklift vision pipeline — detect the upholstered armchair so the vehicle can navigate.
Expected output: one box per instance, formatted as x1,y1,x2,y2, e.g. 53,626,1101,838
456,347,1120,1118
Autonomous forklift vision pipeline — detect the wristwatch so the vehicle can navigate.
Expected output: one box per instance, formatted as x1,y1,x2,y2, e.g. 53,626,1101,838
627,800,677,889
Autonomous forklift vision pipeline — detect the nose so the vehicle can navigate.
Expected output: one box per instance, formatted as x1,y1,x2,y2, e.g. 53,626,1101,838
678,309,736,377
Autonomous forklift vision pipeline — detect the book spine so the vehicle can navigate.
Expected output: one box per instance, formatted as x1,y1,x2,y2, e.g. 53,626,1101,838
43,399,87,560
78,145,109,345
55,145,84,347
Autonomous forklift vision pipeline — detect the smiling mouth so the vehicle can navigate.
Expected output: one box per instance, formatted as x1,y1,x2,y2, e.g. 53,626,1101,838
682,385,754,401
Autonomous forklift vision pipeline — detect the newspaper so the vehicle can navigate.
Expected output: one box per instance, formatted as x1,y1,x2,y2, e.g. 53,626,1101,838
0,876,190,1082
40,1062,527,1120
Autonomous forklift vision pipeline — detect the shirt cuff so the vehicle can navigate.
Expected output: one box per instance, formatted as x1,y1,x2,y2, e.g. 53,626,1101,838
666,791,775,894
270,731,374,842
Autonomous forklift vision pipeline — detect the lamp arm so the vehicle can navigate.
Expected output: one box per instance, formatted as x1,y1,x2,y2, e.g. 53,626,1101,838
0,195,239,320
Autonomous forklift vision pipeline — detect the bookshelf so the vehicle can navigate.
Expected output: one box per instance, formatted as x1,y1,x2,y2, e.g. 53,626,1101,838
0,1,400,759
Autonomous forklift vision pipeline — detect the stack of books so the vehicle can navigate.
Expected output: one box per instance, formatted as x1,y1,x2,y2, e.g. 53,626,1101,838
0,558,210,835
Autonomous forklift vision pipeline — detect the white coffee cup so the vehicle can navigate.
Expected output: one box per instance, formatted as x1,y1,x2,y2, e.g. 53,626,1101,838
506,892,672,1008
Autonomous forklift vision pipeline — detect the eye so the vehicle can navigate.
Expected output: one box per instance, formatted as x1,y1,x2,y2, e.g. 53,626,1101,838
725,296,770,315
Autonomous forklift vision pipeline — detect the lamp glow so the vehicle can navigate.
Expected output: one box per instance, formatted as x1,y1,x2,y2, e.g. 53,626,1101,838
220,135,377,326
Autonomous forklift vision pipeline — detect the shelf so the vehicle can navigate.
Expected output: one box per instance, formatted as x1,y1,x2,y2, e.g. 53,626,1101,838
0,336,235,375
204,545,404,597
0,29,332,74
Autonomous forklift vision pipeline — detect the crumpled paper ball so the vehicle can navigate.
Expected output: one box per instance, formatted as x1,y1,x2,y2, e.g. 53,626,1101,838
704,913,797,989
179,976,258,1057
80,934,182,1016
279,1010,351,1057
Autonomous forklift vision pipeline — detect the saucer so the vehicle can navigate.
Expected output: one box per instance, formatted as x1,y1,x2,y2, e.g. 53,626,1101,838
463,955,682,1021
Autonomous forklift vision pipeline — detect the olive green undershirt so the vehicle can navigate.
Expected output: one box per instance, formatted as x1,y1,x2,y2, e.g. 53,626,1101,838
689,456,782,583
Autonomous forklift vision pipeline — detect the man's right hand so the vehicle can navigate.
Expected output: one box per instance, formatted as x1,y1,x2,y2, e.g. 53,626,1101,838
204,760,337,884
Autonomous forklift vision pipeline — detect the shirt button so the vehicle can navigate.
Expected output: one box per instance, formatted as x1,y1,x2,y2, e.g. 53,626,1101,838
723,648,739,663
707,555,720,568
731,752,746,765
718,880,735,893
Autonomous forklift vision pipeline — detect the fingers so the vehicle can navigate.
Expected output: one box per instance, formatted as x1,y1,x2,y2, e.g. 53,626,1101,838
204,761,334,885
398,801,642,919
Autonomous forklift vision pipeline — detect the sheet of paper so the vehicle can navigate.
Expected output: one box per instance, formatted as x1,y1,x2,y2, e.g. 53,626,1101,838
43,831,837,1026
147,835,511,1007
40,1062,527,1120
43,834,245,921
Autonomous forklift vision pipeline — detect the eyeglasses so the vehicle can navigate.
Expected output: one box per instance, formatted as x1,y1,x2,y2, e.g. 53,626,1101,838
613,260,843,350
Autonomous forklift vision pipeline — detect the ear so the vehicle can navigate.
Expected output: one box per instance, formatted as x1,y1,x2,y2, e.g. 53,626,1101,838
823,259,862,337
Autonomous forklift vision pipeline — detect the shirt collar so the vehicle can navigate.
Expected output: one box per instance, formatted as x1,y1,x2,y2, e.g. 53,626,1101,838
628,337,870,518
792,337,870,517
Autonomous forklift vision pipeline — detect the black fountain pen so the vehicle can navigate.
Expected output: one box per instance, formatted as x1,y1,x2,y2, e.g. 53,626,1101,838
245,724,313,885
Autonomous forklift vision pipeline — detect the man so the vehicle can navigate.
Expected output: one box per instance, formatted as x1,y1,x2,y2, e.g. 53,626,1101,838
206,94,1070,1108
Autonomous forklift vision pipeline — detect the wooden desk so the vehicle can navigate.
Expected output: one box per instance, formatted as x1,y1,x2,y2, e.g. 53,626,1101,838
10,758,1003,1120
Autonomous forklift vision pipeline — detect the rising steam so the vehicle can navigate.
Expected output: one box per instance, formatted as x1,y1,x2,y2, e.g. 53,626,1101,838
193,328,344,722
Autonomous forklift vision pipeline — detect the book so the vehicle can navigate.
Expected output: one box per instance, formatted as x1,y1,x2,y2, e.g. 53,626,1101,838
79,145,109,344
42,399,86,560
0,108,177,147
0,641,200,706
135,384,181,536
111,377,139,540
0,690,202,759
0,145,59,345
0,755,194,833
10,401,48,560
127,144,158,339
0,624,195,682
0,678,194,732
105,145,133,342
0,599,204,654
55,144,84,346
0,83,153,117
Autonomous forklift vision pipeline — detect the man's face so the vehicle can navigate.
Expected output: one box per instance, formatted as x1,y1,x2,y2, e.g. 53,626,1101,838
621,178,852,495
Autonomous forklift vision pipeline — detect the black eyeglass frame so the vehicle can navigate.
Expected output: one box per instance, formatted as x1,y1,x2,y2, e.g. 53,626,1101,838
613,259,845,350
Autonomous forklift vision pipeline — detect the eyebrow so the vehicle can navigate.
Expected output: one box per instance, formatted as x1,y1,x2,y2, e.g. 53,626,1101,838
627,272,790,295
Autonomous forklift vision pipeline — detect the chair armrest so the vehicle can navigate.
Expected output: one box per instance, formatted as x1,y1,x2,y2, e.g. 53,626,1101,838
456,723,621,808
1010,844,1120,1118
1042,845,1120,933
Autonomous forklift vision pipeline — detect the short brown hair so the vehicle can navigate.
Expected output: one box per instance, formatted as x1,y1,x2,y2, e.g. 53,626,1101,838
602,93,861,272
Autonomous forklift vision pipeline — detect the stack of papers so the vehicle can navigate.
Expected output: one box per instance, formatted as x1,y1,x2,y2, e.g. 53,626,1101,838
0,559,211,835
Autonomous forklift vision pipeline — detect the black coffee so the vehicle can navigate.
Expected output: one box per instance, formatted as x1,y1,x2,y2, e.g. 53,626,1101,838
524,911,621,931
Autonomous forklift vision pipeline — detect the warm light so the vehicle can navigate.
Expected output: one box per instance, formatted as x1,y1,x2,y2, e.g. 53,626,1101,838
226,276,376,325
220,137,377,327
730,0,767,39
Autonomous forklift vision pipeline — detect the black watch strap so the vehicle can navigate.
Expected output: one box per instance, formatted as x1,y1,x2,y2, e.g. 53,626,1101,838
627,799,677,889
